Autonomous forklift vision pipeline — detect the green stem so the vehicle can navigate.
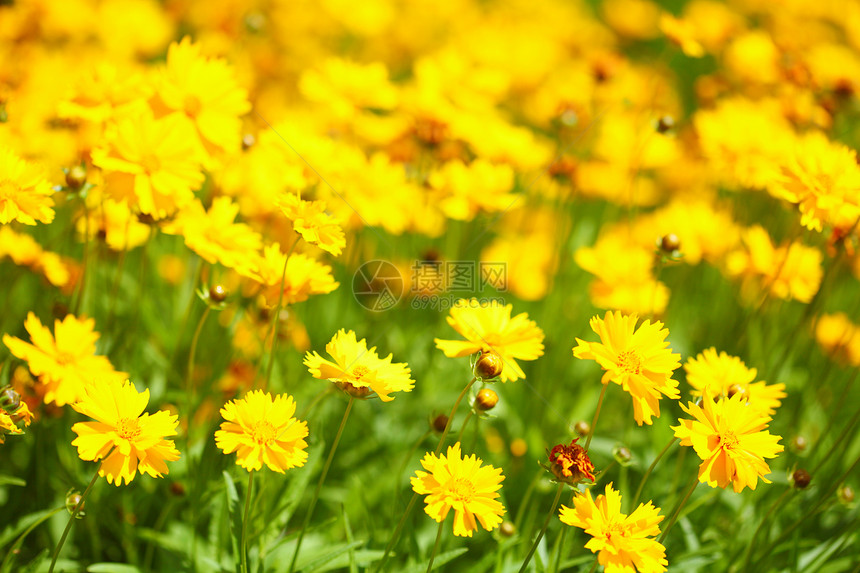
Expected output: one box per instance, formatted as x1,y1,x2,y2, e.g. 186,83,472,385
377,376,477,572
48,461,103,573
584,384,608,451
657,475,698,543
288,397,354,573
632,437,677,507
263,236,301,391
455,410,474,444
518,482,565,573
425,520,446,573
586,558,599,573
551,524,568,573
168,257,203,368
241,471,255,573
1,506,64,573
73,198,91,316
740,487,792,571
186,305,211,409
298,385,335,420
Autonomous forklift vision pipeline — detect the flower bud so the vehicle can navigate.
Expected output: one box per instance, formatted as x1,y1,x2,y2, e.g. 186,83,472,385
0,387,21,413
655,115,675,134
839,485,855,504
475,388,498,411
727,384,747,400
209,284,229,304
659,233,681,253
499,521,516,537
790,435,808,453
474,351,503,380
573,420,590,437
612,444,633,466
335,381,373,400
791,469,811,490
65,490,86,517
432,414,449,433
242,134,256,150
65,165,87,190
170,481,186,496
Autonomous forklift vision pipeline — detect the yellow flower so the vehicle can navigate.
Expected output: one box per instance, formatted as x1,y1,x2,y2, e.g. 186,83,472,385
215,390,309,473
427,159,515,221
91,111,204,219
434,299,545,383
659,13,704,57
299,58,398,120
276,192,346,256
685,348,786,415
768,132,860,232
3,313,126,406
245,243,340,306
560,483,667,573
304,329,414,402
0,147,55,226
672,390,784,493
152,36,250,156
725,225,822,304
573,311,681,426
71,379,180,486
815,313,860,366
411,442,505,537
166,197,262,276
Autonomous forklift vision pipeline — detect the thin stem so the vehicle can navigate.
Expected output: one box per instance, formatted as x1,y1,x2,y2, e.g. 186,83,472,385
584,384,609,451
263,236,302,391
168,256,203,367
377,375,477,572
186,305,211,408
586,558,599,573
288,397,354,573
455,410,474,444
657,476,698,543
425,519,446,573
73,198,91,316
298,385,335,420
740,487,792,571
1,506,65,573
632,437,677,507
551,525,569,573
241,471,255,573
49,461,104,573
518,482,565,573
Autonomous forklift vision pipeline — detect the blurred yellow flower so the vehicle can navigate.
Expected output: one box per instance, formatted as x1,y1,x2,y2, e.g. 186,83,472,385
560,483,667,573
659,13,704,57
71,378,180,486
3,313,126,406
0,147,55,226
685,348,786,415
427,158,515,221
815,313,860,365
672,390,784,493
215,390,309,473
304,329,414,402
299,58,398,119
92,111,204,219
0,397,32,444
434,299,545,383
573,311,681,426
152,36,250,156
246,243,339,305
411,442,505,538
276,192,346,256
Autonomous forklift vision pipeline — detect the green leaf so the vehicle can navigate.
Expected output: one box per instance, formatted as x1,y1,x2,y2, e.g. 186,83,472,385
400,548,468,573
0,476,26,487
296,540,365,572
87,564,144,573
223,471,243,573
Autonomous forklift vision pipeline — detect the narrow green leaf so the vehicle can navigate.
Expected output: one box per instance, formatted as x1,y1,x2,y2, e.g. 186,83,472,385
87,564,144,573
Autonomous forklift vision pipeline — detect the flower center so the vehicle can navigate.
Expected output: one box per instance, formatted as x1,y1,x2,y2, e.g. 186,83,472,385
140,154,162,175
351,365,370,381
617,350,642,375
720,430,739,450
445,478,475,502
116,417,142,441
605,521,629,541
54,350,76,365
184,94,203,118
0,179,15,197
251,421,277,444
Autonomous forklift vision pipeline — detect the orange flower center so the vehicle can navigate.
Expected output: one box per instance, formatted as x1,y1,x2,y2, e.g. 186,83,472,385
140,154,162,175
604,521,630,541
54,350,76,365
116,417,142,441
351,365,370,381
617,350,643,375
184,94,203,118
251,421,277,445
720,430,739,450
445,478,475,502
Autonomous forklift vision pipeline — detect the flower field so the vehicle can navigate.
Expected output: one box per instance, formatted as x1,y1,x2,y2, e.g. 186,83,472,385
0,0,858,572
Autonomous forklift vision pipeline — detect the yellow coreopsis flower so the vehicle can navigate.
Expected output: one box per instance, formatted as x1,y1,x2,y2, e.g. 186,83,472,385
434,299,545,383
672,390,784,493
411,442,505,537
245,243,340,306
3,313,126,406
71,379,180,486
91,111,204,219
685,348,786,415
304,329,414,402
0,147,55,226
152,36,251,156
573,311,681,426
215,390,309,473
166,197,262,276
560,483,667,573
276,192,346,256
